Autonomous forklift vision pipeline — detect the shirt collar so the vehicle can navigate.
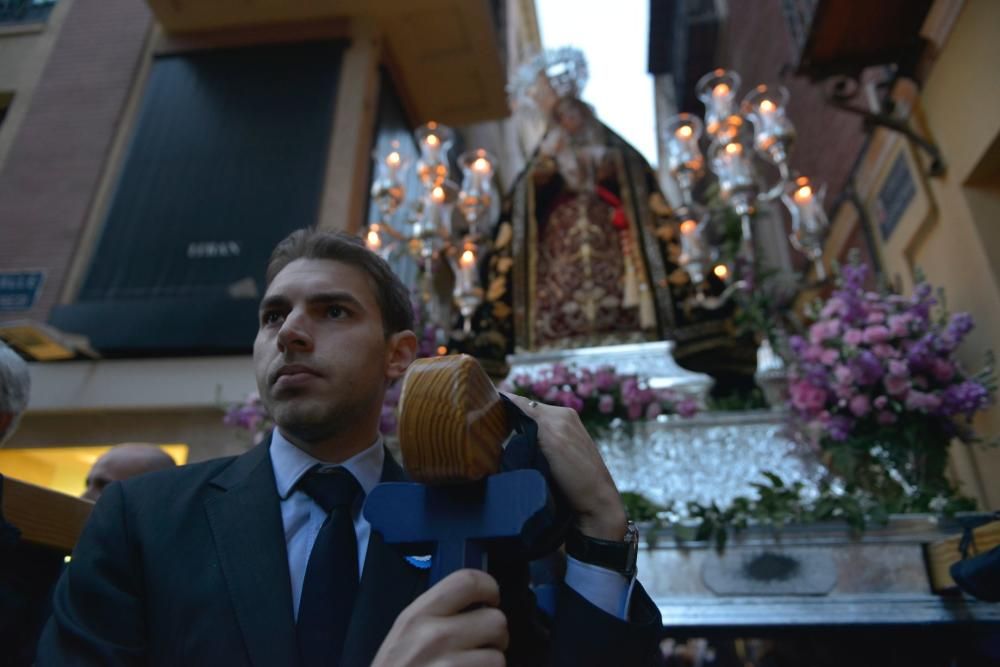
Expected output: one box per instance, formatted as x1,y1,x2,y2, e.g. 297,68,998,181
269,428,385,500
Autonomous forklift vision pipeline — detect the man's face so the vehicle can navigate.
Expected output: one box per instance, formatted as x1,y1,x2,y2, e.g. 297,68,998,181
254,258,407,444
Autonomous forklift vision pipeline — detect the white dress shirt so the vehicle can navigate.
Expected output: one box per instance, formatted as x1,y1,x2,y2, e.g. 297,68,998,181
269,429,632,620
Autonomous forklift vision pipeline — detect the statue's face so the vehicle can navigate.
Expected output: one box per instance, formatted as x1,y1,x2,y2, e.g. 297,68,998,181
555,99,587,135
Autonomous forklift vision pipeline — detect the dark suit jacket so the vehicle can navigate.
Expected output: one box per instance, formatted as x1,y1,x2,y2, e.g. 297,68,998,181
37,440,662,666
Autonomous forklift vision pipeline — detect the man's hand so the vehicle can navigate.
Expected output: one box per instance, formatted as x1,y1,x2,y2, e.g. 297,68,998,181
503,393,627,542
372,569,509,667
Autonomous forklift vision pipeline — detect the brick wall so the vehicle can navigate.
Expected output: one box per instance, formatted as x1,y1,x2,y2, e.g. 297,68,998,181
722,0,868,224
0,0,152,323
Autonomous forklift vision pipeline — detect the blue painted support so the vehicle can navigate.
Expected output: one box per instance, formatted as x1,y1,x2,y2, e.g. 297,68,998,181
364,469,549,585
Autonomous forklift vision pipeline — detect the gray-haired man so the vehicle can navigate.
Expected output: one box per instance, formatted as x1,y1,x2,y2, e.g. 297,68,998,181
0,341,30,445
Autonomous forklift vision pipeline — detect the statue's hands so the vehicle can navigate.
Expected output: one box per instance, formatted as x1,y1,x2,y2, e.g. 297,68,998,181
503,393,627,541
372,569,508,667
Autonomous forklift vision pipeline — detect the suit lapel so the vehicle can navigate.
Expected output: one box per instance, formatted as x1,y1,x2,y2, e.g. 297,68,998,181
341,451,429,667
204,438,300,667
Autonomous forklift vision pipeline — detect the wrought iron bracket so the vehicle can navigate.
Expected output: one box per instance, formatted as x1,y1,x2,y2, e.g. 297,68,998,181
824,76,945,177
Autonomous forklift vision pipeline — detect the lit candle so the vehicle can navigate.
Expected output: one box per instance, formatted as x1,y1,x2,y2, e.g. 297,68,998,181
459,248,476,290
366,226,381,252
759,99,776,115
712,83,730,99
675,125,693,140
431,186,446,204
793,184,813,204
423,133,442,162
713,264,729,280
472,157,491,175
386,151,401,171
679,219,698,236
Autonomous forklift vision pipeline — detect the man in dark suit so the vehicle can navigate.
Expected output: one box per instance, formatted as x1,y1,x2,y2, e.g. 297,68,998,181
37,229,663,666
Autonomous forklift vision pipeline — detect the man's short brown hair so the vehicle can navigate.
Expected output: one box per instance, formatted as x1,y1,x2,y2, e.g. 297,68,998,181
265,228,414,336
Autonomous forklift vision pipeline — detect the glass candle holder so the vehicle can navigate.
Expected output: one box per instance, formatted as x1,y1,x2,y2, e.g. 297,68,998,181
742,84,796,166
782,176,829,277
696,69,742,141
370,139,408,221
457,149,496,238
414,122,454,189
663,114,705,200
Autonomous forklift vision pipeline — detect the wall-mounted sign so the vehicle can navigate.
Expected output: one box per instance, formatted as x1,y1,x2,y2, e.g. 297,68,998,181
0,270,45,312
875,153,916,242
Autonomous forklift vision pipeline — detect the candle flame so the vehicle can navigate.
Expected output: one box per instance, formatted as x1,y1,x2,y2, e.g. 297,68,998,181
675,125,693,139
426,134,440,147
460,249,476,267
679,219,698,235
386,151,401,167
794,185,813,203
713,264,729,279
724,142,742,155
366,229,381,250
436,345,448,356
472,157,490,173
431,186,445,203
712,83,730,98
759,99,776,113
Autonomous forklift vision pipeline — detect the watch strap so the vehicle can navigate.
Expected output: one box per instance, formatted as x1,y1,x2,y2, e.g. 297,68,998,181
565,522,638,577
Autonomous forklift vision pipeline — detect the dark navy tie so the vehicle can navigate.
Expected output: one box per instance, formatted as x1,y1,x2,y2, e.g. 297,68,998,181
296,466,363,667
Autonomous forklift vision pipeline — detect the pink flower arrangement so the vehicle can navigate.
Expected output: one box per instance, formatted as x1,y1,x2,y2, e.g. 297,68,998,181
504,363,699,434
223,392,273,445
788,264,992,443
786,262,994,510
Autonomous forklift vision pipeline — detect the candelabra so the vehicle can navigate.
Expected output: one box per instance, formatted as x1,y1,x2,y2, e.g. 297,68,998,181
367,122,498,335
663,69,830,297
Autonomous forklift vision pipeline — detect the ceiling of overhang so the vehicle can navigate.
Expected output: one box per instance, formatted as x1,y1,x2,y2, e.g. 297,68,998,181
144,0,510,126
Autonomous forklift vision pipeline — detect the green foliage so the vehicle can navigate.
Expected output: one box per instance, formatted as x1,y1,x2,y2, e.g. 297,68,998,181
627,471,976,552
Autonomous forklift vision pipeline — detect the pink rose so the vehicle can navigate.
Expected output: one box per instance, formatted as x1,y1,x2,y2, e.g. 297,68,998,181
790,381,828,413
804,344,825,362
862,325,890,345
677,398,699,418
873,395,889,410
821,297,847,318
844,329,864,346
598,394,615,414
888,360,908,377
594,369,616,391
809,319,841,344
905,390,941,413
849,394,871,417
575,382,595,399
884,375,910,397
834,365,853,384
887,314,912,338
877,410,898,425
550,363,570,384
866,310,886,324
820,348,840,366
931,359,954,382
872,343,896,360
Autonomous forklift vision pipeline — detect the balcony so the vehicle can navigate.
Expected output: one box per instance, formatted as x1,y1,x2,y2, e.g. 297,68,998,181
0,0,57,27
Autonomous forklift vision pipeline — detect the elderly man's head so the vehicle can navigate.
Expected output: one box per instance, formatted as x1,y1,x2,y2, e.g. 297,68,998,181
83,443,177,501
0,341,30,445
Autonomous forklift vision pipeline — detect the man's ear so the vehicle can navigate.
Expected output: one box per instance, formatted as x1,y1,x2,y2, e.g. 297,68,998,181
385,330,418,381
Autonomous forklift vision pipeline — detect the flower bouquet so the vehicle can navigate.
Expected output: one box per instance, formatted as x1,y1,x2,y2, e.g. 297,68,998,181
504,362,699,436
787,263,994,513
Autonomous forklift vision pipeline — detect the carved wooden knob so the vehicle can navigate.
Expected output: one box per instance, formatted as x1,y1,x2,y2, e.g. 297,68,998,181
397,354,510,483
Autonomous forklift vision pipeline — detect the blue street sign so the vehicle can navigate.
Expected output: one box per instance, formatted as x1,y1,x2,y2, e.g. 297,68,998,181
0,271,45,312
